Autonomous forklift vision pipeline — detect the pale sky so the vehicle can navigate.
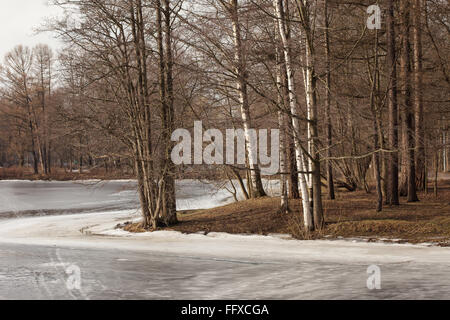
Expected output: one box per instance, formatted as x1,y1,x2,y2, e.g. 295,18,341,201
0,0,63,60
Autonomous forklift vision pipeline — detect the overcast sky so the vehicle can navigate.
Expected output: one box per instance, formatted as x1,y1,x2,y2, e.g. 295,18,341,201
0,0,63,60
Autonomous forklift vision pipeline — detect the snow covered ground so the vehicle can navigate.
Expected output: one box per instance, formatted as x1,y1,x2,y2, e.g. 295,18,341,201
0,180,449,299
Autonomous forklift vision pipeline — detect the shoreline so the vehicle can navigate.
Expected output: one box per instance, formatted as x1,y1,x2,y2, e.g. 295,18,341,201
0,209,449,266
1,178,449,249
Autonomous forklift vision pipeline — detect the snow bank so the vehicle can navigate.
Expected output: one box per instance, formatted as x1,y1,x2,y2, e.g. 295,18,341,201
1,208,449,268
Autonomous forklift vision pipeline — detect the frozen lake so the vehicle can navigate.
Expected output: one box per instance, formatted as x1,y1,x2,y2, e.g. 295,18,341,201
0,180,140,218
0,179,449,300
1,241,449,300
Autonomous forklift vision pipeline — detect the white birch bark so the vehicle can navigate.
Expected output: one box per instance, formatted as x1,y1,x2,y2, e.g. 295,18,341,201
274,22,289,213
305,51,314,188
274,0,313,230
230,0,265,198
299,50,312,188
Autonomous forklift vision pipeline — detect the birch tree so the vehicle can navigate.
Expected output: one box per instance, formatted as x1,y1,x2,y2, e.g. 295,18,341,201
274,0,313,231
294,0,323,228
225,0,267,198
274,13,289,214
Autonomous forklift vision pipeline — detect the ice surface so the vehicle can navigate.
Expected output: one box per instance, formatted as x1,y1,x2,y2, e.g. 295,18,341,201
0,179,449,299
0,179,281,217
0,180,140,216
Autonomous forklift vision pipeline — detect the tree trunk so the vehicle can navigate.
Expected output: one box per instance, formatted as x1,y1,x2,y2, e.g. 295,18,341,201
324,0,335,201
274,24,289,213
387,0,400,205
28,118,39,175
434,151,438,197
162,0,178,225
287,128,300,199
281,5,299,200
370,29,383,212
228,166,250,200
229,0,266,198
400,0,419,202
278,111,289,213
413,0,426,190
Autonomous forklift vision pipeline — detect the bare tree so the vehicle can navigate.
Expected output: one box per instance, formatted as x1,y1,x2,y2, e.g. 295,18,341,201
1,46,45,174
52,0,178,229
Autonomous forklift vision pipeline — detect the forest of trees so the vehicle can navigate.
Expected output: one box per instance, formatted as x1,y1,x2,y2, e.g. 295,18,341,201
0,0,448,231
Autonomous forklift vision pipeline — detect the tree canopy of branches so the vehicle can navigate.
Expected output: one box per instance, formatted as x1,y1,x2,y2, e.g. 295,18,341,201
0,0,449,231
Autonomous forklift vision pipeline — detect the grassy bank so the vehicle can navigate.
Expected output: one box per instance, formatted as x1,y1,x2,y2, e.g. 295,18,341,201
125,180,450,246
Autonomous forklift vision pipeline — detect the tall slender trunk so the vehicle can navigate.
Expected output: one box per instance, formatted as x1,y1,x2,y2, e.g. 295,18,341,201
434,151,438,197
281,1,300,200
307,54,323,228
40,91,48,175
135,156,150,225
28,116,39,175
387,0,400,205
78,135,83,174
154,0,179,226
400,0,419,202
229,0,266,198
370,29,383,212
69,150,73,173
274,21,289,213
324,0,335,200
39,69,49,175
24,71,45,175
443,129,448,172
162,0,178,225
287,129,300,199
25,93,40,175
47,63,52,174
413,0,425,190
278,110,289,213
